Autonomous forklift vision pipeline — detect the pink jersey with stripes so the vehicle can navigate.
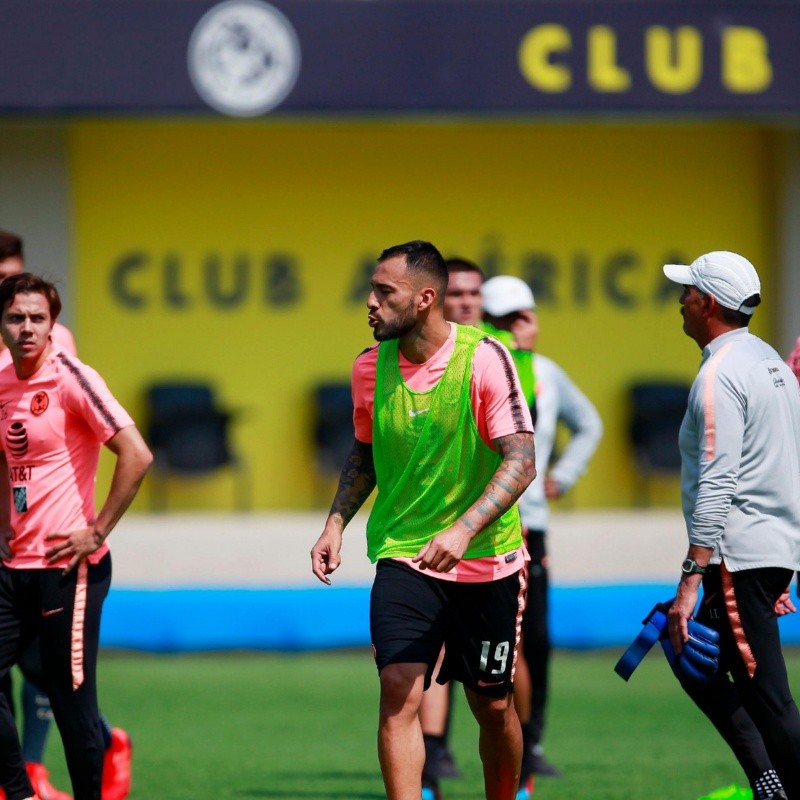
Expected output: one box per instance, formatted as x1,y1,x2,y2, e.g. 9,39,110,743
353,322,532,446
0,350,134,569
352,322,533,582
50,321,77,356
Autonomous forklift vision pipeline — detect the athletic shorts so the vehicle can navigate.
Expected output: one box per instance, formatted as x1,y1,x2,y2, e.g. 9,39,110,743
370,558,526,697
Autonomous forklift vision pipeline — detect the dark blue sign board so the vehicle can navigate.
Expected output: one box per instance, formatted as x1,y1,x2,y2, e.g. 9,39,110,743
0,1,798,116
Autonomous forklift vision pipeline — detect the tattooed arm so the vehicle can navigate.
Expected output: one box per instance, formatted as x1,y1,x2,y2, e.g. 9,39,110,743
311,438,376,584
412,431,536,573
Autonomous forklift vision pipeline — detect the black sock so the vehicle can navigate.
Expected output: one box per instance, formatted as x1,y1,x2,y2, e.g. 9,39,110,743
422,734,444,785
520,721,539,755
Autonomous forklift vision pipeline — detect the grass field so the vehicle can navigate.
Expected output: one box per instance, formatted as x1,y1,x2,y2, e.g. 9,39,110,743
29,648,800,799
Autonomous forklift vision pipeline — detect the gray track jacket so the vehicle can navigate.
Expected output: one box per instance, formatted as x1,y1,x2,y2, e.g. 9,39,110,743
679,328,800,571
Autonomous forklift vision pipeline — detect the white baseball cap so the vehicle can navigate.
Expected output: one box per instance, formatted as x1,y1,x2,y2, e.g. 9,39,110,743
481,275,536,317
663,251,761,316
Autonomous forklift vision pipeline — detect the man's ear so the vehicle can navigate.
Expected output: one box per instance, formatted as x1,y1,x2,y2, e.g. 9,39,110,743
418,286,437,311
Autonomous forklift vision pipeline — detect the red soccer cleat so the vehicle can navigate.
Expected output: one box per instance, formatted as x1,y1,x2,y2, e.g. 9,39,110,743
101,728,132,800
26,762,70,800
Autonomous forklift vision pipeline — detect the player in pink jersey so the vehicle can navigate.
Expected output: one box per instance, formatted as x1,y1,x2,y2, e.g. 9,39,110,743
0,273,152,800
788,336,800,384
312,241,535,800
0,233,135,800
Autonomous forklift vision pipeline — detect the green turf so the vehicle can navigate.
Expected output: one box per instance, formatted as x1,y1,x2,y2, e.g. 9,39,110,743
31,648,800,799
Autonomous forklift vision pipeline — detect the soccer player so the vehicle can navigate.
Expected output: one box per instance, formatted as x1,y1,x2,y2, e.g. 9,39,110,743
419,259,540,800
0,231,134,800
787,336,800,383
440,258,483,327
417,258,488,790
481,275,602,788
0,272,152,800
663,251,800,800
429,265,601,798
442,259,537,412
311,240,535,800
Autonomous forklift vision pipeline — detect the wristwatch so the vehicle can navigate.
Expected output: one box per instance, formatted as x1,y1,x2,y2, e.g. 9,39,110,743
681,558,707,576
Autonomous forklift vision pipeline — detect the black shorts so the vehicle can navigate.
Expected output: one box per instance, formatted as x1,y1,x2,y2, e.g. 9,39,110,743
370,558,526,697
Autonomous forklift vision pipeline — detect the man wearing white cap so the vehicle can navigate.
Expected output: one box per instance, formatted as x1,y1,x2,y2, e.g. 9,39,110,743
482,274,602,791
663,251,800,800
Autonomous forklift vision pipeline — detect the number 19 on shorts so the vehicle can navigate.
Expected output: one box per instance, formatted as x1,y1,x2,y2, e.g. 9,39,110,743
480,640,510,675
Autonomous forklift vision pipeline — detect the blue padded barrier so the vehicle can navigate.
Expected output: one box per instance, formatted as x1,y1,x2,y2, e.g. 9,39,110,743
100,587,371,653
100,583,800,653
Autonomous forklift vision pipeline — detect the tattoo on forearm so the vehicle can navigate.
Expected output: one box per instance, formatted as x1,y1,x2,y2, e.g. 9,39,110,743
329,440,376,527
460,432,536,534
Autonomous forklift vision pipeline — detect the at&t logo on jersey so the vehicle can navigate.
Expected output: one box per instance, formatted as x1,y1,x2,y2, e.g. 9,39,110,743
5,421,28,457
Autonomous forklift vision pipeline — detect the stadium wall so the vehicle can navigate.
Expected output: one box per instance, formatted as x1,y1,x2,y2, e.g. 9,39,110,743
0,125,72,322
100,511,800,652
67,119,778,511
1,119,798,515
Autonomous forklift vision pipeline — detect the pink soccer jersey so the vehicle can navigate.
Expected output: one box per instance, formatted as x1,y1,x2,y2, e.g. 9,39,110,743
350,322,532,582
51,321,77,356
352,322,533,445
788,336,800,383
0,351,134,569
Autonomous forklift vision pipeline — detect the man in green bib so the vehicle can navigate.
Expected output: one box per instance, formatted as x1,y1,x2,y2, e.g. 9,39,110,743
311,240,536,800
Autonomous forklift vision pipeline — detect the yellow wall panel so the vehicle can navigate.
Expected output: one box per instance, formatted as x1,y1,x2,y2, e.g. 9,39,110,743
69,120,773,510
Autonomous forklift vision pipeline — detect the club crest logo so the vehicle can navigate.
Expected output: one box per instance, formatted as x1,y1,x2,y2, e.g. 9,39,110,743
31,391,49,416
187,0,301,117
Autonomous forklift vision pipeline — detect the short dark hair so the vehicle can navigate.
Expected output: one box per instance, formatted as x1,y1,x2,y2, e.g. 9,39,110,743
720,293,761,327
445,257,485,281
378,240,448,304
0,273,61,321
0,230,23,262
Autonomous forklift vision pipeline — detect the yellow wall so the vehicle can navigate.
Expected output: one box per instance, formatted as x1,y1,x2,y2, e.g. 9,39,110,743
69,120,774,510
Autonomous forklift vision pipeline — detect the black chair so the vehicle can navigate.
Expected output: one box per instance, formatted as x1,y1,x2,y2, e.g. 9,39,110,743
312,382,354,475
310,382,354,507
145,381,250,511
628,380,691,506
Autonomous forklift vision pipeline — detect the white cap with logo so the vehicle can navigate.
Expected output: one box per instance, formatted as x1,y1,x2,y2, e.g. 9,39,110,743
481,275,536,317
663,251,761,316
